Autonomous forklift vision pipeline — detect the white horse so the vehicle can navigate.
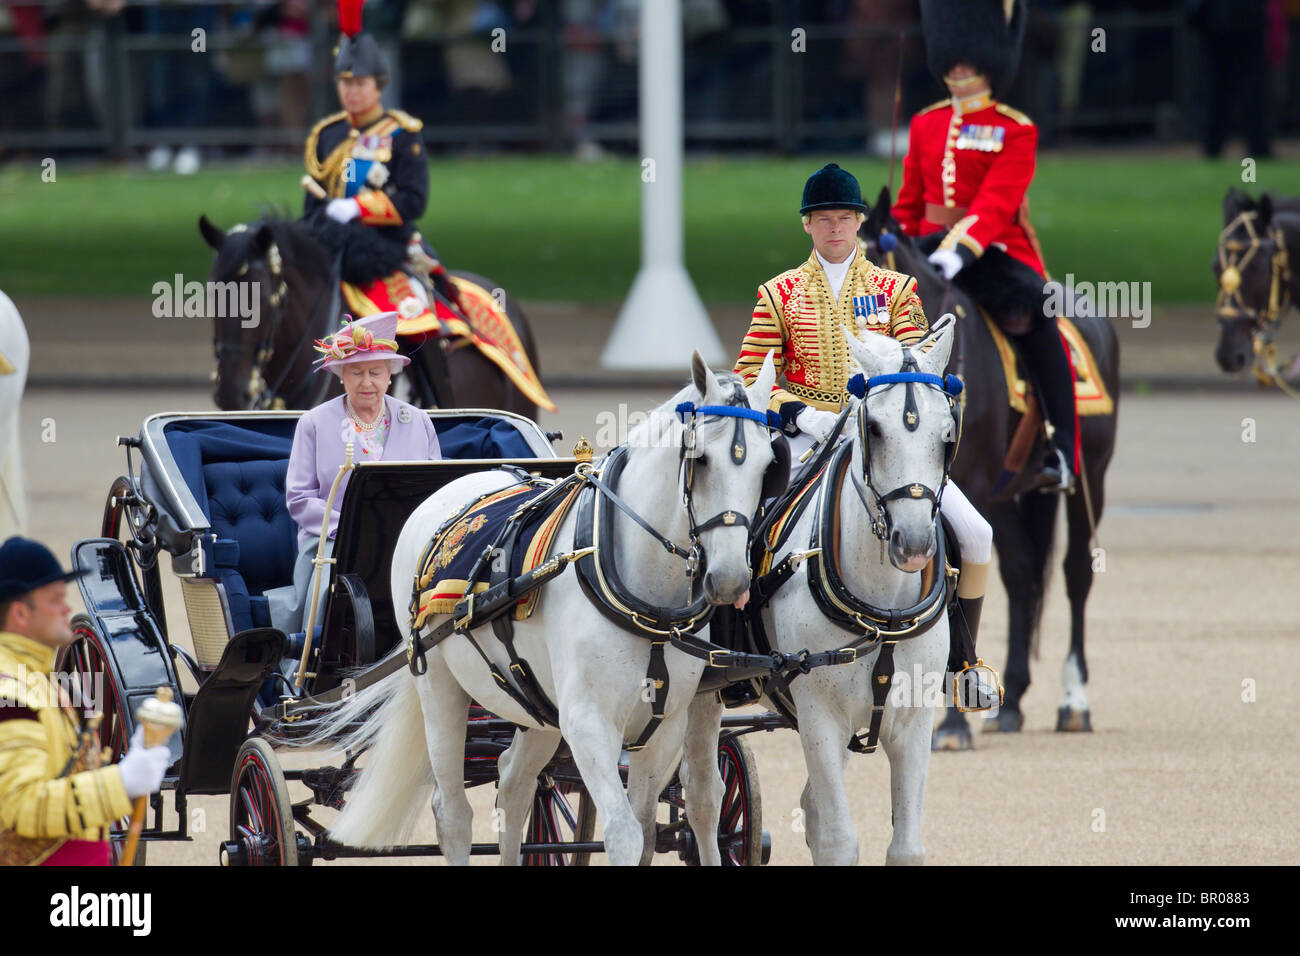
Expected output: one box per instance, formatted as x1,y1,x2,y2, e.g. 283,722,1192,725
300,351,780,865
682,324,957,866
0,291,30,539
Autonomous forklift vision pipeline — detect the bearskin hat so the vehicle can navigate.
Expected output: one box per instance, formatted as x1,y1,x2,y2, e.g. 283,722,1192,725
919,0,1027,99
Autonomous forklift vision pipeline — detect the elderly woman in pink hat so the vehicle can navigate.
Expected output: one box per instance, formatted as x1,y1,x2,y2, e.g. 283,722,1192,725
285,312,441,629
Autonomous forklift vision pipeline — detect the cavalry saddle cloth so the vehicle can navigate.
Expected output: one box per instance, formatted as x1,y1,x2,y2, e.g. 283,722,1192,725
983,313,1113,418
411,480,583,631
342,272,556,413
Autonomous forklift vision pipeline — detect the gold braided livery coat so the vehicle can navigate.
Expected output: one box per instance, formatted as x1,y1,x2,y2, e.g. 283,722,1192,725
0,633,132,865
734,249,929,416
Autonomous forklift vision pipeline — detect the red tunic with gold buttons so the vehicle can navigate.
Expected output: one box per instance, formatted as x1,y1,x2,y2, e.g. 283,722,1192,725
892,91,1045,278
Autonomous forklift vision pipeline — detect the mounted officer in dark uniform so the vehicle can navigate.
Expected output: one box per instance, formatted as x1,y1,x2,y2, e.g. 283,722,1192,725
302,0,451,333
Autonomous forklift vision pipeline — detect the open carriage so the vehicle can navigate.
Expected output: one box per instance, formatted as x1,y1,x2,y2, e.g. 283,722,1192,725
62,407,773,865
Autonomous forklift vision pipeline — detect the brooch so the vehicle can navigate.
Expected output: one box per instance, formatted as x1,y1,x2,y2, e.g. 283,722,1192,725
398,406,412,423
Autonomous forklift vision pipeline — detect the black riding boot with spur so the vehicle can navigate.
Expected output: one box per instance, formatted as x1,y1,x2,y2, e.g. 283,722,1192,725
1015,317,1078,494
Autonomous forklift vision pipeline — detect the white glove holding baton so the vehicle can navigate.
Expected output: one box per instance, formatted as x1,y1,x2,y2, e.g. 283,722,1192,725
117,725,171,799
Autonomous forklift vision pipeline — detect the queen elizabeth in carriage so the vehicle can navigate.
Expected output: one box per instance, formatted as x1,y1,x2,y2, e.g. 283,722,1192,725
285,312,441,629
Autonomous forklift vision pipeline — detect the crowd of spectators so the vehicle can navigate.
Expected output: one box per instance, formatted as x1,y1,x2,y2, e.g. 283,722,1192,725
0,0,1295,165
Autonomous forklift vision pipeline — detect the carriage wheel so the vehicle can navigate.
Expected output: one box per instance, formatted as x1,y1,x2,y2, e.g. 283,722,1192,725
715,735,763,866
59,617,143,864
224,737,298,866
520,777,595,866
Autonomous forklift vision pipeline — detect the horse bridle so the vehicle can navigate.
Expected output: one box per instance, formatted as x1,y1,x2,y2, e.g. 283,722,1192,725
845,353,964,542
582,381,782,598
211,233,337,410
1215,210,1300,396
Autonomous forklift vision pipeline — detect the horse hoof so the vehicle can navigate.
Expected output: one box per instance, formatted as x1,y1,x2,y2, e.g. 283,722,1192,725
982,708,1024,733
931,724,973,751
1055,707,1093,732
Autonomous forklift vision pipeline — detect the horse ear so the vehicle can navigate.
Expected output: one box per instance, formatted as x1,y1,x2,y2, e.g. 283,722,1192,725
915,317,954,375
745,351,777,411
876,185,892,213
690,349,718,400
1258,194,1273,227
842,324,896,380
1223,188,1251,223
199,215,225,251
253,223,274,257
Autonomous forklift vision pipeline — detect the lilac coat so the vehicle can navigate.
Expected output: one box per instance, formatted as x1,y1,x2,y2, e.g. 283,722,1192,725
286,395,441,547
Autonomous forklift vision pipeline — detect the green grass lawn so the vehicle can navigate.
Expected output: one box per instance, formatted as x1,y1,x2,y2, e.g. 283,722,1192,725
1,154,1296,304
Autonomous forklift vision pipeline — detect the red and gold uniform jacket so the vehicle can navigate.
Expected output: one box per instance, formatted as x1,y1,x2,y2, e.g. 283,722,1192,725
734,250,928,420
0,633,132,865
892,91,1045,277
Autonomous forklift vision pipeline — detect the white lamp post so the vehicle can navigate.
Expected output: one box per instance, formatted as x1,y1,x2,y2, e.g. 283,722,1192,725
601,0,726,369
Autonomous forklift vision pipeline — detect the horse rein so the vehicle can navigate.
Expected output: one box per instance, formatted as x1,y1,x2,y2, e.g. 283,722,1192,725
1215,210,1297,396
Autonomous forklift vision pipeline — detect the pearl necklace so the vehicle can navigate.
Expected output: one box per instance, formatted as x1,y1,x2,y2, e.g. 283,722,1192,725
345,396,387,432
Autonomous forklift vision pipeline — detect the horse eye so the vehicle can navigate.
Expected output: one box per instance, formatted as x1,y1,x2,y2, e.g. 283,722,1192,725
868,420,883,438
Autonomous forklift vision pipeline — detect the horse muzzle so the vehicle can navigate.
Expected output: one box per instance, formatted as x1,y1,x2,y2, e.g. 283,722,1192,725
889,526,935,573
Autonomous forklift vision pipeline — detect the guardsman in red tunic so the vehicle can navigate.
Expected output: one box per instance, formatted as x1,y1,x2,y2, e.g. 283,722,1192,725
736,164,997,708
893,0,1078,493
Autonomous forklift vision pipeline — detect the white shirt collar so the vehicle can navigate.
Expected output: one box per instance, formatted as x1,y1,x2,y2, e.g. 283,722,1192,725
815,243,857,301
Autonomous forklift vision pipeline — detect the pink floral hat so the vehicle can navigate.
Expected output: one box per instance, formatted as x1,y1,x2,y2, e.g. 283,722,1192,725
313,312,411,375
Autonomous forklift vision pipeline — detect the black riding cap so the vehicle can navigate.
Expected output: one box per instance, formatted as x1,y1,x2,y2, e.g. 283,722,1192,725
0,536,87,604
801,164,869,215
919,0,1027,99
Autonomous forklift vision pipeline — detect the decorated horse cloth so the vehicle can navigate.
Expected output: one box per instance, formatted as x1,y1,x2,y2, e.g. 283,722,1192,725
342,272,555,412
983,312,1113,417
411,479,583,630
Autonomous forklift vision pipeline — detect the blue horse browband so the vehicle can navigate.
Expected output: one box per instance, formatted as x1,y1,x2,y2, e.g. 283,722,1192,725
846,372,963,398
676,403,783,429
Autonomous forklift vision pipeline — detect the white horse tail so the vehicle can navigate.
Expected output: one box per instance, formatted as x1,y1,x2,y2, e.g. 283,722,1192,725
288,660,434,848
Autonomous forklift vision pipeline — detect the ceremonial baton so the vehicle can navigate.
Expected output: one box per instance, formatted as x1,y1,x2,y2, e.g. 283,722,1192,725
302,176,327,200
119,687,183,866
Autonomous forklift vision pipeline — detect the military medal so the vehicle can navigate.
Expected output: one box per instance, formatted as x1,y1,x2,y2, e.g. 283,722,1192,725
853,293,888,327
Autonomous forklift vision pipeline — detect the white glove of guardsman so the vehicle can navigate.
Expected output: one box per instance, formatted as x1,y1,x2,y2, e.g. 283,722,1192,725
795,407,840,442
117,725,171,799
326,198,361,223
928,248,964,281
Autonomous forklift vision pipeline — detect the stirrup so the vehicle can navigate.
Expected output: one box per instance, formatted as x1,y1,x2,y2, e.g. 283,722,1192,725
1032,447,1075,496
954,659,1004,713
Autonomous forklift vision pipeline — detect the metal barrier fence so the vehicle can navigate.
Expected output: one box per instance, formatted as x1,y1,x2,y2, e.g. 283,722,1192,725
0,2,1284,156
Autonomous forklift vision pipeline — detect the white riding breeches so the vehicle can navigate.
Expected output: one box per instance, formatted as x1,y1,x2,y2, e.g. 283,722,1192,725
938,480,992,565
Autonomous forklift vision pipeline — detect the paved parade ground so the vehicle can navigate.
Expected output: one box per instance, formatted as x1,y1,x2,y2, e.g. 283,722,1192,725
20,381,1298,866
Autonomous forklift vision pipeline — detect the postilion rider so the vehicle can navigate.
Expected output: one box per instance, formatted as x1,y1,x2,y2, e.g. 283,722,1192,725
302,0,450,331
0,537,171,866
734,163,995,705
893,0,1078,493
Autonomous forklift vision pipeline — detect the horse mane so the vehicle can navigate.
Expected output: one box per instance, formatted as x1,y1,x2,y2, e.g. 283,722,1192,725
211,211,333,279
625,371,746,449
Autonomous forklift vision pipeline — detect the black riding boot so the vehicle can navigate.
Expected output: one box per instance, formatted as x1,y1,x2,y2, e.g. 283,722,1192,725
949,595,1000,711
1014,316,1078,493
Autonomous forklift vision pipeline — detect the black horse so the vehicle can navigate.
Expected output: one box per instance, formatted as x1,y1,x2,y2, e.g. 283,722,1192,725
859,187,1119,746
199,214,543,417
1214,190,1300,385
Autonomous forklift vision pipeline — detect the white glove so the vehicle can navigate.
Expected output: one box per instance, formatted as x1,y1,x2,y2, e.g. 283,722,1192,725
117,725,171,799
795,407,839,441
326,198,361,223
928,248,964,281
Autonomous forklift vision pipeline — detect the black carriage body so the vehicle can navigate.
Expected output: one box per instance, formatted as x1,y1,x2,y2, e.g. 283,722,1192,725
72,408,564,798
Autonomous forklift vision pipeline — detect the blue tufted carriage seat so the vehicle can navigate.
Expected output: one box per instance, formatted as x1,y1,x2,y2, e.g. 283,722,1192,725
164,419,300,637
